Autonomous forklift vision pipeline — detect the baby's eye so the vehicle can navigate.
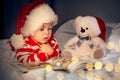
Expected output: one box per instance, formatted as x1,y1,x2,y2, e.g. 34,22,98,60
48,27,52,30
40,28,44,31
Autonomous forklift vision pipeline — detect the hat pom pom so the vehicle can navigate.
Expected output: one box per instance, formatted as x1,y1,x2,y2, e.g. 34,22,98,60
10,34,25,49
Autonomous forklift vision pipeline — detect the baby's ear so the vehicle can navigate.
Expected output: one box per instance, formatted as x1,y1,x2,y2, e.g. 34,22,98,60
74,16,82,24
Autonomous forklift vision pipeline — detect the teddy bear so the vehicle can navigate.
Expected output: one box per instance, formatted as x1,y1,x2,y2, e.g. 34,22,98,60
62,16,106,60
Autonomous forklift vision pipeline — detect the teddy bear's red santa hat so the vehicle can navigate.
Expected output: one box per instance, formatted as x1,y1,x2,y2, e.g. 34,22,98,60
10,0,58,49
93,16,106,41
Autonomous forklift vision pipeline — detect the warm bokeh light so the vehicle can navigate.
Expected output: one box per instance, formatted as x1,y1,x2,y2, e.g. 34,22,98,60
57,72,64,80
118,57,120,64
106,41,115,50
94,75,102,80
86,72,94,80
114,64,120,72
114,45,120,52
71,56,79,63
45,64,52,72
94,61,103,70
86,62,94,70
105,63,113,72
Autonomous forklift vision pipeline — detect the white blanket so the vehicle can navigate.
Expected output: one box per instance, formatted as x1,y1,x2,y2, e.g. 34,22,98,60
0,20,120,80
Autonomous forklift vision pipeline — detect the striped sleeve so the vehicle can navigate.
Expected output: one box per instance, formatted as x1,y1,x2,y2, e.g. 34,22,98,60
15,44,49,66
49,37,61,58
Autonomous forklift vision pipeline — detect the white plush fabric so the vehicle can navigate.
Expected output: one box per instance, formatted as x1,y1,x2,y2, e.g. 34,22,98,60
55,19,118,50
0,20,120,80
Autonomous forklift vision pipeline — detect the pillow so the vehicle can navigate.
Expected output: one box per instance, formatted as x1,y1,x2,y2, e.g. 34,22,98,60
55,19,75,50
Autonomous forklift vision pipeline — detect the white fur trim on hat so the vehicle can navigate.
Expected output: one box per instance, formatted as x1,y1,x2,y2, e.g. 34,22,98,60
87,16,101,36
21,4,58,36
10,34,25,49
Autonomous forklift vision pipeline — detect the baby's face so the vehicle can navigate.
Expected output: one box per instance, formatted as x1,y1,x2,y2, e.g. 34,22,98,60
32,22,53,44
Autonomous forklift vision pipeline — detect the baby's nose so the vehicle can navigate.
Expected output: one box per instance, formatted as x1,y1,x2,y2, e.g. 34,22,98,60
44,28,49,34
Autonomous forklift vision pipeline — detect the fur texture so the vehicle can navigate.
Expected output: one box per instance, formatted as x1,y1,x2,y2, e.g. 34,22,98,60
10,34,25,49
63,16,106,59
21,4,58,36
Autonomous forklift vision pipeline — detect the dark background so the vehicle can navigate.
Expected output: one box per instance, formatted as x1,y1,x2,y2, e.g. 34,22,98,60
1,0,120,39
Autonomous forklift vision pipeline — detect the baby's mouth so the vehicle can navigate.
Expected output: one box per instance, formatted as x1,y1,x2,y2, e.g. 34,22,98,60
44,37,49,40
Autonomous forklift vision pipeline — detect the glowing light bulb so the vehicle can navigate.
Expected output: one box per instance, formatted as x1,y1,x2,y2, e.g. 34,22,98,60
57,72,64,80
86,62,94,70
94,75,102,80
114,64,120,72
106,41,114,50
71,56,79,63
94,61,103,70
86,72,94,80
115,45,120,52
45,64,52,72
118,57,120,64
105,63,113,72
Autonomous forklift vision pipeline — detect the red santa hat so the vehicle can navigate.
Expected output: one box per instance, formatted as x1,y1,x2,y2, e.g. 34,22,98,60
92,16,106,41
10,0,58,49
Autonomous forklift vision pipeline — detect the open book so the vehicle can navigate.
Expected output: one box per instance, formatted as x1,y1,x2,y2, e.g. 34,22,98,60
46,57,89,73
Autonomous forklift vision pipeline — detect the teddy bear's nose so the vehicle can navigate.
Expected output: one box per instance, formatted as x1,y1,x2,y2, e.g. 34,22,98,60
81,27,85,33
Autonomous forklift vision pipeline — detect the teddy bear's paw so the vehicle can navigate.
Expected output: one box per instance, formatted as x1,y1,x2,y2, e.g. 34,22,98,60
62,50,72,59
92,49,104,59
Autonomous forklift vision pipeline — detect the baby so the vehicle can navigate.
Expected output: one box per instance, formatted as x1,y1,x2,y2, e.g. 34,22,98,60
9,0,61,67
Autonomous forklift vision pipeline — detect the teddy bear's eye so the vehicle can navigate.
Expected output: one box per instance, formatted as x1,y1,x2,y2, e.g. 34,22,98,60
86,28,88,30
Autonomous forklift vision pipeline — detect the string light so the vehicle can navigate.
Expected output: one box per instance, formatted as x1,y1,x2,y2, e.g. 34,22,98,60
115,45,120,52
45,64,52,72
57,72,64,80
114,64,120,72
94,75,102,80
86,62,94,70
105,63,113,72
117,57,120,64
71,56,79,63
106,41,114,50
94,61,103,70
86,72,94,80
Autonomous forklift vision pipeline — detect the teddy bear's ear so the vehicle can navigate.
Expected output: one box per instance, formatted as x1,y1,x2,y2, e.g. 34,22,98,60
74,16,82,24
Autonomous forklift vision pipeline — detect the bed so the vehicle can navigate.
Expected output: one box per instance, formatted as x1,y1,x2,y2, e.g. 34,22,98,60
0,19,120,80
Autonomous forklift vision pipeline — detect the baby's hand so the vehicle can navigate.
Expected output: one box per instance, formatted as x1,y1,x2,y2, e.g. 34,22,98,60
40,43,54,55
